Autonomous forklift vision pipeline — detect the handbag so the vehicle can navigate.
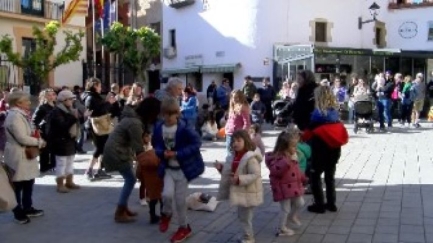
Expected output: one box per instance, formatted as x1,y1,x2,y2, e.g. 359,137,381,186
90,114,114,136
6,128,40,160
0,164,17,211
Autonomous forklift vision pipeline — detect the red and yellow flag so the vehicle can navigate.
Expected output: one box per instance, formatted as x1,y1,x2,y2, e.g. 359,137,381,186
62,0,89,25
94,0,105,19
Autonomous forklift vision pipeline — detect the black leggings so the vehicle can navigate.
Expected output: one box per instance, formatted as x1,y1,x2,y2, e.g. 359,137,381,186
310,137,341,207
13,179,35,211
88,129,108,160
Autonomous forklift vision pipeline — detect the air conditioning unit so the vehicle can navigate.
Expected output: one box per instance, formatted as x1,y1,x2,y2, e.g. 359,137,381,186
163,47,177,59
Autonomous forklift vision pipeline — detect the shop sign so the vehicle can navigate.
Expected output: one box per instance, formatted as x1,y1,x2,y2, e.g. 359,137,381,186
314,48,398,56
185,55,203,67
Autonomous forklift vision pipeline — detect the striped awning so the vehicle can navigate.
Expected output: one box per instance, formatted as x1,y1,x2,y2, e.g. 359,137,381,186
200,63,241,73
161,66,200,75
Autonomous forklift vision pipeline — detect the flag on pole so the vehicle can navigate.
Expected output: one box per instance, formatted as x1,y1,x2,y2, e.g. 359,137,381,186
61,0,88,25
94,0,105,19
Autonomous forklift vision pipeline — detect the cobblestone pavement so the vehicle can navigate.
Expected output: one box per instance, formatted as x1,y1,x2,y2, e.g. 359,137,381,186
1,123,433,243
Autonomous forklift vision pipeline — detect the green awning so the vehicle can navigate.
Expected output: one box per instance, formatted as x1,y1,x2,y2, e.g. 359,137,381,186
200,63,241,73
162,66,200,75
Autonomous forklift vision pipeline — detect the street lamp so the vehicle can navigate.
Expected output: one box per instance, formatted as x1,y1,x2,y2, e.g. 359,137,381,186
358,2,380,29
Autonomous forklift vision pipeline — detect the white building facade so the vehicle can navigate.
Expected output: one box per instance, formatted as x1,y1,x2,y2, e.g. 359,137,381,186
162,0,433,94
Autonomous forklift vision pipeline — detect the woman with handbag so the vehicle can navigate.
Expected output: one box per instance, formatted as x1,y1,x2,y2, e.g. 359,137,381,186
82,78,116,181
4,91,46,224
32,88,57,173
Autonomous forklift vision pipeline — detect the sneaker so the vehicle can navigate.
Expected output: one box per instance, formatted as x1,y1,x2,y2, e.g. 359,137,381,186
139,199,148,206
14,212,30,224
24,207,44,218
170,225,192,243
94,170,112,180
275,227,295,236
159,214,172,233
326,204,338,212
86,171,95,181
288,216,302,227
307,204,325,214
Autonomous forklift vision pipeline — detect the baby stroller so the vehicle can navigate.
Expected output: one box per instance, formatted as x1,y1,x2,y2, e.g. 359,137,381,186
353,95,374,133
272,99,293,128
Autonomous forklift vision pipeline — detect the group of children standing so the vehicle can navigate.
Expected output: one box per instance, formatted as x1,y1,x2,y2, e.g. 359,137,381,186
132,85,347,243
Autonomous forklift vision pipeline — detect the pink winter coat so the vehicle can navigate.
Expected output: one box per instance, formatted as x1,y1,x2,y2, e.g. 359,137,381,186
265,152,307,202
225,107,251,135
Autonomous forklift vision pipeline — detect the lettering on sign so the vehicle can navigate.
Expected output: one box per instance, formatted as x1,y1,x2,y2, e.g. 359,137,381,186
185,55,203,67
399,21,418,39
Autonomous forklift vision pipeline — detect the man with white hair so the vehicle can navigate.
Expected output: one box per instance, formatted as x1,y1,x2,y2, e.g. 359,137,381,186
373,73,395,131
154,77,184,102
411,73,426,128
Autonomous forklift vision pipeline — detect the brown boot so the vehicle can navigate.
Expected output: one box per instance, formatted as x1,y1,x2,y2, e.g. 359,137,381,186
65,174,80,189
125,207,138,217
56,177,70,193
114,206,135,223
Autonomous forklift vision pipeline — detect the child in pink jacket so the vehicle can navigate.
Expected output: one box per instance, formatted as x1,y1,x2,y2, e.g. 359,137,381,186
265,127,307,236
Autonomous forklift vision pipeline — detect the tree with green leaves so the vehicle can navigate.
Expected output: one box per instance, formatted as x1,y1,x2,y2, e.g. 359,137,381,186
101,22,160,83
0,21,84,87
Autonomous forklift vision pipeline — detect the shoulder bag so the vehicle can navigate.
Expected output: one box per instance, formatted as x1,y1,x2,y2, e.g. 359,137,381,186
6,128,40,160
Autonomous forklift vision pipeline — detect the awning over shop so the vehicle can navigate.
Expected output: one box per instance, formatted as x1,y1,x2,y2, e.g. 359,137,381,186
161,66,200,75
200,63,241,73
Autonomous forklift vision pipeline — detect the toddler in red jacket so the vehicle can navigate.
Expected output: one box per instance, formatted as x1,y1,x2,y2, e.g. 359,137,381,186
265,127,307,236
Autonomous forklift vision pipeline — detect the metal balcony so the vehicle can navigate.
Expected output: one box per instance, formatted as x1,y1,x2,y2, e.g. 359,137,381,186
169,0,195,9
388,0,433,9
0,0,63,20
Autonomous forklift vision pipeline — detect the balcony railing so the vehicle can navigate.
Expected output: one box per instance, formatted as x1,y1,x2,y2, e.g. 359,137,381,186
169,0,195,9
0,0,63,20
389,0,433,9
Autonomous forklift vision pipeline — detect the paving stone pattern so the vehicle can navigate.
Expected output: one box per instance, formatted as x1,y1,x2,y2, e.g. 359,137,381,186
1,123,433,243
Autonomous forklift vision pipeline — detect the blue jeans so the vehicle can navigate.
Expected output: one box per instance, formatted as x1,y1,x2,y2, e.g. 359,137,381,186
118,166,136,206
226,135,233,155
185,118,197,131
377,98,392,128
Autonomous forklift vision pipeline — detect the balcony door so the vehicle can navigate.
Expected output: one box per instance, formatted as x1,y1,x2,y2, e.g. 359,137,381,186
22,38,41,95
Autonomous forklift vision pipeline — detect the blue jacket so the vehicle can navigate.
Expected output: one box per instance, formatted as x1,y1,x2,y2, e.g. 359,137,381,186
310,108,339,125
152,119,204,181
216,86,230,107
181,96,198,120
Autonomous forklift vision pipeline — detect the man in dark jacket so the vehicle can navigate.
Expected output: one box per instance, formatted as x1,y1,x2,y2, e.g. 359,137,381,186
258,77,276,124
241,76,257,103
292,70,318,131
206,81,217,108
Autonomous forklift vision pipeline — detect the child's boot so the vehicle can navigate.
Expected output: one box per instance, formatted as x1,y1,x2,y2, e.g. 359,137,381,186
149,200,160,224
65,174,80,189
56,177,70,193
114,206,135,223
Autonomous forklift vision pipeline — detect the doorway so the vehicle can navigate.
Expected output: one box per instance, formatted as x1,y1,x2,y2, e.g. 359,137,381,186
223,73,234,89
147,70,160,94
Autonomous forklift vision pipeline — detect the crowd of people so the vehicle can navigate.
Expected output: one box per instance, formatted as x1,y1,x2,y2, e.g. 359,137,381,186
2,68,432,243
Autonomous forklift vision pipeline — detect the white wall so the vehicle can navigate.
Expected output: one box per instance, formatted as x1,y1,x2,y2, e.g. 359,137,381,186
386,7,433,50
162,0,433,92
